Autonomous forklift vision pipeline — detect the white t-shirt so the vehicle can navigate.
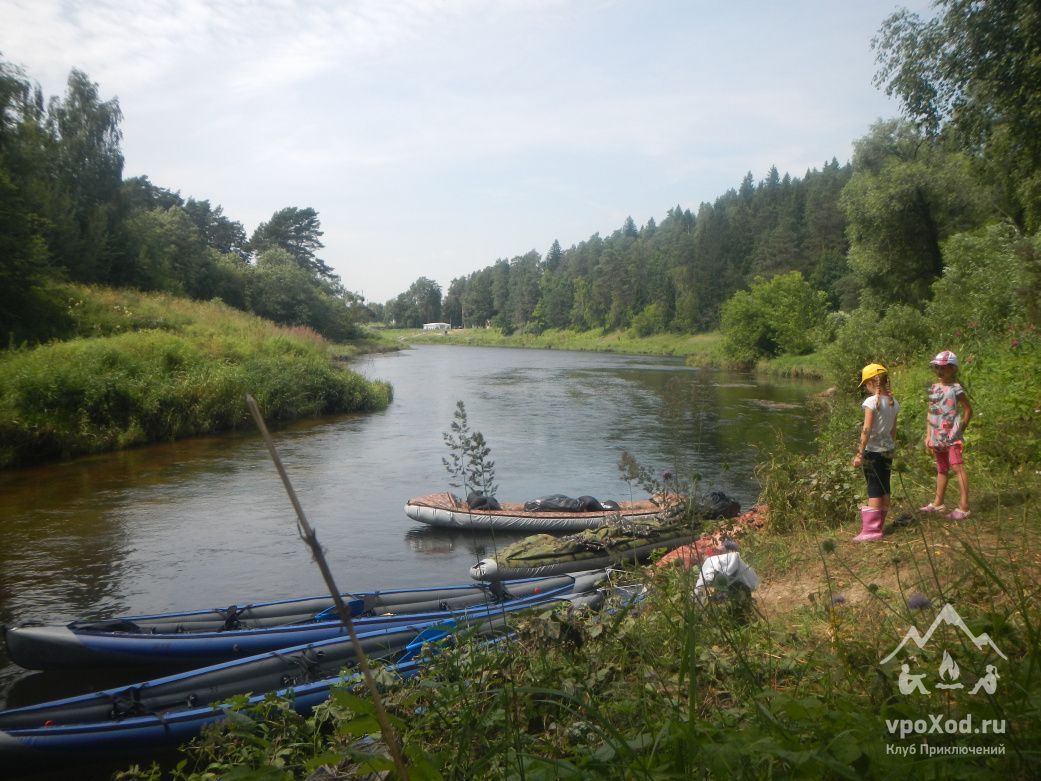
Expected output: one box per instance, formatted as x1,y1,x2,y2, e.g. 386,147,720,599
862,393,899,453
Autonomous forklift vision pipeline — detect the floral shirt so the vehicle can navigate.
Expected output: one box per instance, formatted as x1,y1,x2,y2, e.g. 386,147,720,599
926,382,966,448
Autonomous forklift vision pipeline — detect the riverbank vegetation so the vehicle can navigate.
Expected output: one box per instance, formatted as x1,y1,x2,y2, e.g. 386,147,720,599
0,284,391,468
1,56,399,467
377,326,724,362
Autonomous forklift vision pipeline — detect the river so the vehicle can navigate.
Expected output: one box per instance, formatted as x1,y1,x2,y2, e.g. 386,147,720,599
0,344,823,772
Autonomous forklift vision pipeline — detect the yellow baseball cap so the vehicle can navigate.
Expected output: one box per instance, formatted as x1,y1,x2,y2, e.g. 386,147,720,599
860,363,888,385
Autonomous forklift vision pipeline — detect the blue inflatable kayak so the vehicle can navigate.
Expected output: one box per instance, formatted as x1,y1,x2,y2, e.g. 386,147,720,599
0,581,604,768
4,571,604,670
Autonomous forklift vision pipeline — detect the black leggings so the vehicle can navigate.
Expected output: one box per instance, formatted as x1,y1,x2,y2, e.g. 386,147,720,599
862,451,893,499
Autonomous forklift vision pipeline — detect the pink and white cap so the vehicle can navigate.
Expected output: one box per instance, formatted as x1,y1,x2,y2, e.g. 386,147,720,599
930,350,958,367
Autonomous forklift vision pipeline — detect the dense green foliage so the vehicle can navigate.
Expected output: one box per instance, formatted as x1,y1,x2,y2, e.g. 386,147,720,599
391,163,853,336
0,285,391,467
873,0,1041,230
720,272,828,363
0,60,370,345
385,277,444,329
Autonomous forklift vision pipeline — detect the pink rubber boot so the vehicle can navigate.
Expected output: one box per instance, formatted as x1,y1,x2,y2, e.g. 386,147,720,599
853,507,884,542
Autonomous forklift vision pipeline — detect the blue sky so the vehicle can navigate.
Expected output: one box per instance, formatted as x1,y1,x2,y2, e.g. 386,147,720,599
0,0,932,303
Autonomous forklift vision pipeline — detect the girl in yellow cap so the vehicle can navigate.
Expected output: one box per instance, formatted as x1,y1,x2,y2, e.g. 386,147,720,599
851,363,899,541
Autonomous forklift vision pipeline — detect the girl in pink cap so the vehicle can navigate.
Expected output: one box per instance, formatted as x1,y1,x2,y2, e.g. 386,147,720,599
921,350,973,519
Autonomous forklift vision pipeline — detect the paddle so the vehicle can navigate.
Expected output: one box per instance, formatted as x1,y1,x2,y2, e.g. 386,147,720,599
246,394,409,780
398,619,457,663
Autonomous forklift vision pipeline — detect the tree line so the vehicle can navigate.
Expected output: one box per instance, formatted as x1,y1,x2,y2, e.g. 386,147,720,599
383,0,1041,369
0,59,368,345
384,160,853,334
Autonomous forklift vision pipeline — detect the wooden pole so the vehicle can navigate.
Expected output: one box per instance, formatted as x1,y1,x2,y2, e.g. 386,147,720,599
246,395,408,780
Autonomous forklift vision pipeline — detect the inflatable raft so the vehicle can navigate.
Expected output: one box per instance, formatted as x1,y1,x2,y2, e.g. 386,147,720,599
3,572,604,670
405,491,671,532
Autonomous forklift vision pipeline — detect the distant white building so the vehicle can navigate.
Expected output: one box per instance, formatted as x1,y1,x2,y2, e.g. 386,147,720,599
423,322,450,332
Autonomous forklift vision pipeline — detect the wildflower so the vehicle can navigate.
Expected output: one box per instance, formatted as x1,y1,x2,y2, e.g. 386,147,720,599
831,595,847,605
908,593,932,611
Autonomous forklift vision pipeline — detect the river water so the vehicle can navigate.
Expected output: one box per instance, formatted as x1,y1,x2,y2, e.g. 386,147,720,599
0,344,822,718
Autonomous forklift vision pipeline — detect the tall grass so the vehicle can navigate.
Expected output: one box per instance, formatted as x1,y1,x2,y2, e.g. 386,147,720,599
0,285,391,467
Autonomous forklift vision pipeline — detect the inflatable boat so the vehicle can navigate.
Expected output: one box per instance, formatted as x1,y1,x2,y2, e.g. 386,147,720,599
3,571,605,670
405,491,672,532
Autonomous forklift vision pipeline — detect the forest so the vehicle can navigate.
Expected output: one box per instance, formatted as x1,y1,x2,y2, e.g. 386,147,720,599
382,0,1041,386
0,63,369,345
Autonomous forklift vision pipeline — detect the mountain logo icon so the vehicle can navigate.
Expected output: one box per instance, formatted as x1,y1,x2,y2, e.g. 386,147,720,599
880,603,1008,665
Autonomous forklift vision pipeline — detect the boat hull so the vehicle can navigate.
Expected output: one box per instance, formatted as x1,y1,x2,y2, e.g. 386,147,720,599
0,623,472,767
405,492,664,532
3,573,597,670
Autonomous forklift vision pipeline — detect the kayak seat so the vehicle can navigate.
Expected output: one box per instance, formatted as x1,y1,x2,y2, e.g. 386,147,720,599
109,686,147,719
72,619,144,634
218,604,243,631
274,648,323,685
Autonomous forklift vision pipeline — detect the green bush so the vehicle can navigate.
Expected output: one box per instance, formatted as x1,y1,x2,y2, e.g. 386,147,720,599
628,302,666,338
0,286,391,467
928,223,1037,333
951,329,1041,469
720,272,828,364
822,304,935,389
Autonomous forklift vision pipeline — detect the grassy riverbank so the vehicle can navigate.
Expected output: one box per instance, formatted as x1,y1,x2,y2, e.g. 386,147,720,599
377,326,720,359
376,326,828,379
112,326,1039,780
0,285,391,468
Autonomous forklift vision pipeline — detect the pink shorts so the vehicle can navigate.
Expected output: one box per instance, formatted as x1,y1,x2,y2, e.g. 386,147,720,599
933,443,965,473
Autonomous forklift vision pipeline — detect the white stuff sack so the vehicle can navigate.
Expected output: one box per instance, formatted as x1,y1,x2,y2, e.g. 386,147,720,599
694,552,760,595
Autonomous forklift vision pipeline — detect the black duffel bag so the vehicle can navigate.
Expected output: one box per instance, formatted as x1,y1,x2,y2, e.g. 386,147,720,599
523,494,605,512
702,491,741,519
467,493,502,511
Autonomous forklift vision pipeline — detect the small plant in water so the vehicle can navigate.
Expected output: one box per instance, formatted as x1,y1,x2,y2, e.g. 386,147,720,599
442,400,498,498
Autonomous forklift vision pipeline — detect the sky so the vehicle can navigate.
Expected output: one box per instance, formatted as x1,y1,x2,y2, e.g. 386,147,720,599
0,0,932,304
